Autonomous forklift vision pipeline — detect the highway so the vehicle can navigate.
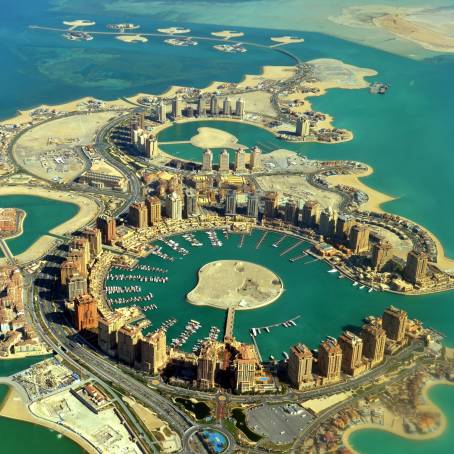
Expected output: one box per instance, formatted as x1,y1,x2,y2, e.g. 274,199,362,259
27,254,217,453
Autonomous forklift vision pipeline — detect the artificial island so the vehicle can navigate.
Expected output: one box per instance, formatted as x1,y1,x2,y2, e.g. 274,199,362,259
0,19,453,454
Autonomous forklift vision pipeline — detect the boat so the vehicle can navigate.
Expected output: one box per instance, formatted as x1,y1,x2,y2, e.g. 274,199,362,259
251,328,257,336
282,352,289,360
359,285,365,290
353,281,358,286
368,288,374,293
270,355,275,361
265,327,270,333
328,268,338,273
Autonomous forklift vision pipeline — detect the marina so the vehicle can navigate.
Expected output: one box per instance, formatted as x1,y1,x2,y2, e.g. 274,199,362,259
279,239,304,256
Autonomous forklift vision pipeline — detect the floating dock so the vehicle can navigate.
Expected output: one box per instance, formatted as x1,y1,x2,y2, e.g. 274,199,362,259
256,231,268,249
280,239,304,256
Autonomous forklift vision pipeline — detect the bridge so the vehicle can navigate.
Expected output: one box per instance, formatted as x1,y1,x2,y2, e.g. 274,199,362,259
0,239,16,266
224,307,236,342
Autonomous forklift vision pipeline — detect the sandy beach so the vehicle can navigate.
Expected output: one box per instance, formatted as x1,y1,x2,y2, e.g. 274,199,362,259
326,165,394,214
0,185,99,264
326,167,454,271
343,380,454,453
0,385,97,454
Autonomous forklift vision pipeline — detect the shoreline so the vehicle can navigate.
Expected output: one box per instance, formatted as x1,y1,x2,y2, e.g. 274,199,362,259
1,62,453,272
326,166,454,272
0,209,26,242
343,380,454,453
0,185,100,265
0,384,97,454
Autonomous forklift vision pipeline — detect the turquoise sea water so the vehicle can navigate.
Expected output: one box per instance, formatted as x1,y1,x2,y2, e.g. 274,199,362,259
0,195,79,256
349,384,454,454
0,356,82,454
0,385,83,454
2,1,454,452
0,355,50,377
157,120,301,162
107,229,454,357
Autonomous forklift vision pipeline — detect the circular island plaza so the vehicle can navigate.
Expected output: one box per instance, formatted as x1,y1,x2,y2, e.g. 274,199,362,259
187,260,283,310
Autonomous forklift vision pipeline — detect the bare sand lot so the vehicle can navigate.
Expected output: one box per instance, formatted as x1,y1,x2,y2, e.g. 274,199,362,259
187,260,283,310
255,174,343,211
190,127,245,149
0,385,97,454
13,112,118,183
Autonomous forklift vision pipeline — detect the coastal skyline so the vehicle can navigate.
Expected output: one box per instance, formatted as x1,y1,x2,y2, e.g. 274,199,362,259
1,1,454,453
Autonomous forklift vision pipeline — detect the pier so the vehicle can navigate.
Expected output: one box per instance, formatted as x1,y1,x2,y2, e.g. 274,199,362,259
238,234,246,248
224,307,236,342
280,239,304,256
251,315,301,333
256,231,268,249
289,252,307,262
272,234,287,248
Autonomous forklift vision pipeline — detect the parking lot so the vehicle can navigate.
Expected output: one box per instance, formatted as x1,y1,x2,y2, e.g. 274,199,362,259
246,403,314,444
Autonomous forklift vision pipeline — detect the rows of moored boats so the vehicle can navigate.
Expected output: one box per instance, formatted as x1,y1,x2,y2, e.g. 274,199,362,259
171,319,201,348
160,238,189,256
206,230,223,247
108,291,154,305
150,246,175,261
133,265,167,273
106,273,169,283
192,326,221,353
156,318,177,333
182,233,203,247
105,285,141,295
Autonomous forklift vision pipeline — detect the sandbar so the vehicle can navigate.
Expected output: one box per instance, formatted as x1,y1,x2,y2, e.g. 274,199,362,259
374,13,454,53
187,260,283,310
211,30,244,40
332,5,454,54
116,34,148,43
